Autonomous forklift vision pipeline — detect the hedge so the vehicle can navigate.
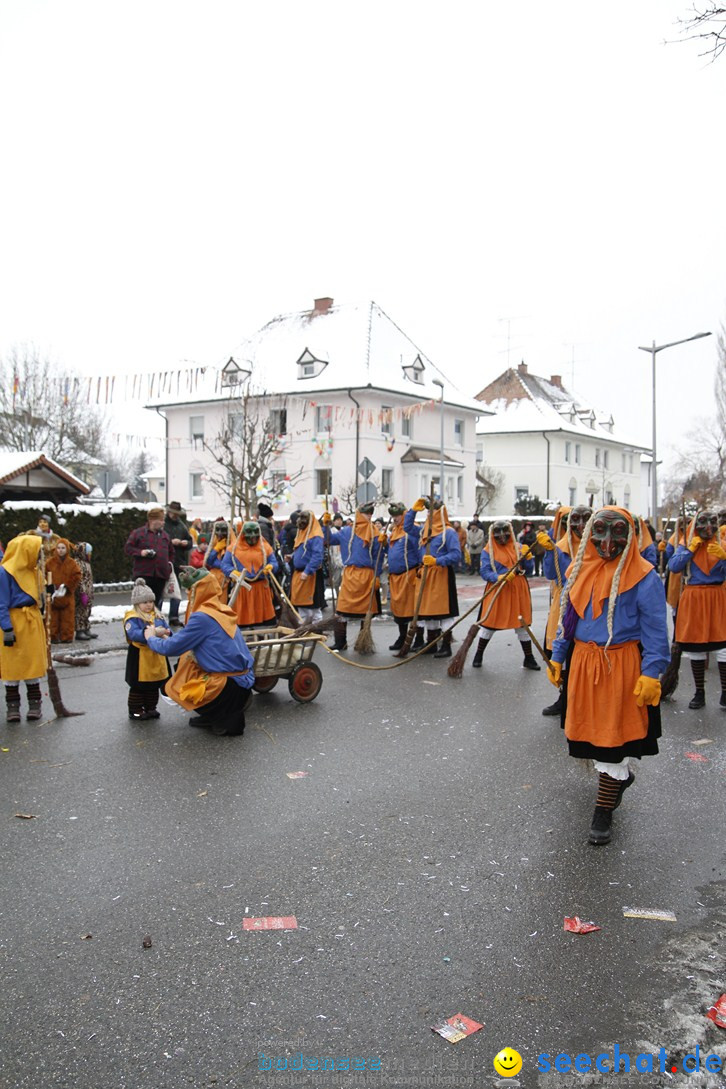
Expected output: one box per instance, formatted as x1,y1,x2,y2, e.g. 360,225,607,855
0,505,157,583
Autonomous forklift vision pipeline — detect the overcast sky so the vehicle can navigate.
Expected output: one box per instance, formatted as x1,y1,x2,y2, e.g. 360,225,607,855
1,1,724,473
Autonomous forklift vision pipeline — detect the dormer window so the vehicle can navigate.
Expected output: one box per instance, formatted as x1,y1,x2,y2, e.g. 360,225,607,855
221,356,251,389
296,348,328,380
402,353,425,384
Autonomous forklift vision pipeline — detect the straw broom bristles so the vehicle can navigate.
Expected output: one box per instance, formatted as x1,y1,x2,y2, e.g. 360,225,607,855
447,624,480,678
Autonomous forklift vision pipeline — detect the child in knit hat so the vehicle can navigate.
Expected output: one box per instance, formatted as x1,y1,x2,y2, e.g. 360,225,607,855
123,578,171,721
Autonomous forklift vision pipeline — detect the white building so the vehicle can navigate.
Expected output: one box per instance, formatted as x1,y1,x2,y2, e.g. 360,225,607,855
475,363,650,514
150,298,486,520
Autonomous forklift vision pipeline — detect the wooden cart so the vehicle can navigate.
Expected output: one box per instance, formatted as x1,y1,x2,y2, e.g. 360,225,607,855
240,625,327,703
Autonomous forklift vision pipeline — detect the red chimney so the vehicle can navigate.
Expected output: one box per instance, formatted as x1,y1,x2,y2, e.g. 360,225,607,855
312,297,334,315
517,361,528,375
550,374,562,388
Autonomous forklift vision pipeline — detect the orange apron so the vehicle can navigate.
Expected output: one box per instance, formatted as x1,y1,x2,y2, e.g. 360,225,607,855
419,565,452,619
233,579,276,627
478,575,531,630
291,570,315,607
337,567,379,616
675,584,726,646
565,640,647,748
388,569,418,619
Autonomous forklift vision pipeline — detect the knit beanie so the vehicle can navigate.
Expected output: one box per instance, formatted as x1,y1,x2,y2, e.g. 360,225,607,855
131,578,155,605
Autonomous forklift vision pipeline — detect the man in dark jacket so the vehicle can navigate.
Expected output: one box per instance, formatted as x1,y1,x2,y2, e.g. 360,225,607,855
164,501,194,626
124,508,174,608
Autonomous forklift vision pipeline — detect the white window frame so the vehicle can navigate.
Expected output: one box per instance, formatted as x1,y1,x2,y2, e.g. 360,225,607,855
575,443,581,465
401,413,412,439
315,468,332,496
190,472,204,500
564,441,571,464
316,404,333,432
381,468,394,496
454,419,464,447
189,414,205,448
381,406,393,436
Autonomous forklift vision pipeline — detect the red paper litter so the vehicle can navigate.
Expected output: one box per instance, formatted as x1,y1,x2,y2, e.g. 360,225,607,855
564,915,601,934
685,752,708,762
706,994,726,1029
431,1013,483,1044
243,916,298,931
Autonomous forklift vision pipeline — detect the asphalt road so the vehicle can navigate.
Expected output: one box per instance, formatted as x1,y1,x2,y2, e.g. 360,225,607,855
1,579,725,1089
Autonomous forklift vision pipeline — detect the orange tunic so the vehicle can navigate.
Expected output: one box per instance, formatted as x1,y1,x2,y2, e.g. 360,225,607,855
229,538,276,627
566,640,647,748
478,574,532,630
388,569,418,619
337,566,379,617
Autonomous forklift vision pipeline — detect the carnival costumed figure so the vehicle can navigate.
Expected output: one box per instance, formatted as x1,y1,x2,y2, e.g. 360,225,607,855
322,503,383,652
71,542,96,641
472,520,538,670
386,502,423,652
145,569,255,736
550,507,669,846
123,578,171,720
0,534,47,723
46,538,82,643
204,523,231,589
221,521,278,628
668,509,726,709
411,498,461,658
289,511,326,626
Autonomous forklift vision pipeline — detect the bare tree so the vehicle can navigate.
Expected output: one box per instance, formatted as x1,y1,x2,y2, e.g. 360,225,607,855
677,3,726,60
0,345,110,467
202,384,305,520
475,465,505,515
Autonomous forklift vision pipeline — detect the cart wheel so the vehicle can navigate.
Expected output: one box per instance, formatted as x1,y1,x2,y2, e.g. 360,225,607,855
289,662,323,703
253,676,279,693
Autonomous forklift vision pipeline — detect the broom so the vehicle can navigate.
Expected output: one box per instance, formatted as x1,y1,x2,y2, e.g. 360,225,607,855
268,571,302,629
42,569,84,718
660,642,682,700
353,518,391,655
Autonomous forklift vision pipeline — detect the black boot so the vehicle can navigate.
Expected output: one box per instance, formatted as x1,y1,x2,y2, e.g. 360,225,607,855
389,622,408,651
541,692,563,716
472,638,488,668
423,629,442,655
26,682,42,722
433,631,453,659
688,689,705,709
613,772,634,810
5,685,21,723
331,621,347,652
412,628,425,650
588,806,613,845
521,640,541,670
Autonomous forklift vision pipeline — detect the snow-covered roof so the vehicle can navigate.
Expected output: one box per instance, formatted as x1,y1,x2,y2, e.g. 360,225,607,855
151,300,488,415
0,450,91,493
475,368,648,450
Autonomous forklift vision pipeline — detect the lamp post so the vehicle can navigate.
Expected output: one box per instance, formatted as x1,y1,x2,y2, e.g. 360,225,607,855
432,378,445,503
638,331,711,527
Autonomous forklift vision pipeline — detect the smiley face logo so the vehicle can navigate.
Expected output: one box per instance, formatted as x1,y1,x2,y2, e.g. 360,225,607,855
493,1047,523,1077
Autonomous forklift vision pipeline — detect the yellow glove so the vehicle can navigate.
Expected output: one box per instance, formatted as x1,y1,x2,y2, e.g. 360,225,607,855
657,540,667,552
536,531,554,551
422,554,437,567
707,541,726,561
519,543,532,559
321,512,332,525
378,533,387,544
688,535,703,553
547,660,562,688
633,674,661,707
412,498,426,512
263,564,273,574
497,569,517,583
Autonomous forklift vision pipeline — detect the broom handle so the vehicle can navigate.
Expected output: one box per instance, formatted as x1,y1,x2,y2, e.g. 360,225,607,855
268,570,302,623
518,614,561,684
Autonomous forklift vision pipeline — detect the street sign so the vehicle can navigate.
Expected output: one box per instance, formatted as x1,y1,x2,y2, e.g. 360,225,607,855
358,457,376,480
356,481,378,505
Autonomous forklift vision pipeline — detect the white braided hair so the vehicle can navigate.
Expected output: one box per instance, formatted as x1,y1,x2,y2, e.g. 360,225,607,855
555,508,635,663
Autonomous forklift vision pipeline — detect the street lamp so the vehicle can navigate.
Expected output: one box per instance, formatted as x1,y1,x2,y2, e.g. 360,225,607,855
638,331,711,527
432,378,445,503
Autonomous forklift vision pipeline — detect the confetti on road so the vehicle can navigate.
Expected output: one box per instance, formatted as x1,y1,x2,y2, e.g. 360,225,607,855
564,916,601,934
431,1013,483,1044
242,916,298,931
622,907,677,922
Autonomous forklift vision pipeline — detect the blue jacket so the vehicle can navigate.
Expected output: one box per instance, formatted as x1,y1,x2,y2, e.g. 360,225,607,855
388,510,421,575
418,527,461,568
552,570,670,678
480,549,533,584
668,545,726,586
641,543,658,569
328,528,383,571
124,613,170,645
0,569,36,632
292,534,323,575
542,541,571,584
146,613,255,689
